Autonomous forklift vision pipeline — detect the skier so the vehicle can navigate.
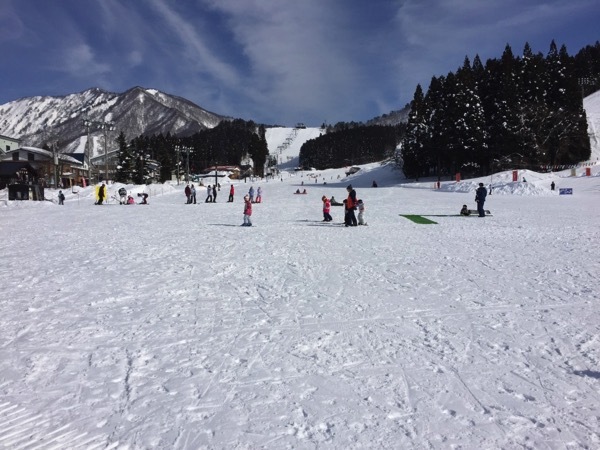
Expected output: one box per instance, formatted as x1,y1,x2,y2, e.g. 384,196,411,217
205,185,213,203
322,196,333,222
475,182,487,217
97,183,106,205
255,186,262,203
248,186,255,203
345,184,358,226
242,194,253,226
184,184,191,204
228,184,235,202
357,199,366,225
58,190,65,205
190,184,197,204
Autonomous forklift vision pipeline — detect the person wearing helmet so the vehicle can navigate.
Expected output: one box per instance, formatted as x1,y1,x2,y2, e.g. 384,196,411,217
242,194,253,226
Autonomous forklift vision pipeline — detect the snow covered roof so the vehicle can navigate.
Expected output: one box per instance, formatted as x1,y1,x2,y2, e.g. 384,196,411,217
6,146,83,165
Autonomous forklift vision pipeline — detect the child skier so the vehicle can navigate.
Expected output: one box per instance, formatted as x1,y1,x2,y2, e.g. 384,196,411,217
255,186,262,203
322,196,333,222
242,194,253,226
357,199,366,225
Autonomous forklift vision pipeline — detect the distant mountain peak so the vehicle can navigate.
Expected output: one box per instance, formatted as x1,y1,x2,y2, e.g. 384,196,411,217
0,87,230,156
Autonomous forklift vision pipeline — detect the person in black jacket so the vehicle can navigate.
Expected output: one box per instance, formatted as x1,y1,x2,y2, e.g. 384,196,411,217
345,185,358,226
475,183,487,217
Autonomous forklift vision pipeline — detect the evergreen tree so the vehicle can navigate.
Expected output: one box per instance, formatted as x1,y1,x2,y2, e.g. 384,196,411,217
425,75,449,176
454,57,488,175
483,45,526,168
115,132,135,183
401,84,429,178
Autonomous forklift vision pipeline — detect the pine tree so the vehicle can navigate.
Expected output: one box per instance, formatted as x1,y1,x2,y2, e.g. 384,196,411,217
115,132,134,183
426,76,450,177
401,84,430,178
454,57,488,175
482,45,526,168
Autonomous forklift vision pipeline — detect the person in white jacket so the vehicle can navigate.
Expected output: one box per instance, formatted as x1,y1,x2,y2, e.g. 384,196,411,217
357,199,366,225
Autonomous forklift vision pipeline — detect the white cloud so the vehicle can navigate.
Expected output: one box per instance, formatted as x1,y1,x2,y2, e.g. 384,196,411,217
148,0,241,86
128,50,143,67
60,43,111,77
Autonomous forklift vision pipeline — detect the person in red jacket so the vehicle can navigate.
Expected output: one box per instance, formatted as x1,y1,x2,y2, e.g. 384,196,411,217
345,185,358,226
322,196,333,222
242,195,253,226
228,184,235,202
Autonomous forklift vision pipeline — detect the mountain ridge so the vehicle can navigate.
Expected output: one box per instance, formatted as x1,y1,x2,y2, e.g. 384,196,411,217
0,86,230,157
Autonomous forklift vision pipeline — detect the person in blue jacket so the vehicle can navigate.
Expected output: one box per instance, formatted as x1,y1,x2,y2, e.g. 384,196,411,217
475,182,487,217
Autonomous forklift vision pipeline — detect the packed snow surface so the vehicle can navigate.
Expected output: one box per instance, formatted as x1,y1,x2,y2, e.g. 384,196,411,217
1,162,600,449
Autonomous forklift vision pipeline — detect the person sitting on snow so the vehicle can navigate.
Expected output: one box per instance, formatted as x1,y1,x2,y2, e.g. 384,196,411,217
460,204,470,216
118,187,127,204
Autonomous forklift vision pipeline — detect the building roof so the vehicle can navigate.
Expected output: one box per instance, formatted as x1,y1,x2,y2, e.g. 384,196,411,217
3,146,82,166
0,134,20,142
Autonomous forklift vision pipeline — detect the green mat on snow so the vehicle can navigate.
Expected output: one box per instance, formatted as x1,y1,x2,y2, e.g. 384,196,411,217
400,215,438,224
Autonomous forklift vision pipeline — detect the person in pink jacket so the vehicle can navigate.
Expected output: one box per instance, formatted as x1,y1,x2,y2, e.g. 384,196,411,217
322,196,333,222
242,195,253,226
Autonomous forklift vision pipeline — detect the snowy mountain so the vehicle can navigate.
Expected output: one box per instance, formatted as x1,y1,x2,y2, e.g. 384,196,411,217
0,87,228,156
584,90,600,163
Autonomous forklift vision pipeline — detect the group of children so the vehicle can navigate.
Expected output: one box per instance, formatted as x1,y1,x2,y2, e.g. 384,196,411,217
118,187,148,205
321,195,366,225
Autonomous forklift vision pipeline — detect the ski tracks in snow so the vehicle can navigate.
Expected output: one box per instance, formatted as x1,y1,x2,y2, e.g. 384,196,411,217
0,401,111,449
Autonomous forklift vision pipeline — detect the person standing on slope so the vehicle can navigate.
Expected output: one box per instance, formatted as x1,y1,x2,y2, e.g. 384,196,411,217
190,184,197,204
242,194,253,226
255,186,262,203
228,184,235,202
322,196,333,222
345,184,358,226
357,199,366,225
475,182,487,217
97,182,106,205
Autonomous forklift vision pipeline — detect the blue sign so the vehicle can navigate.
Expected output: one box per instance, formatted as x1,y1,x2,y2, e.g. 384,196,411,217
559,188,573,195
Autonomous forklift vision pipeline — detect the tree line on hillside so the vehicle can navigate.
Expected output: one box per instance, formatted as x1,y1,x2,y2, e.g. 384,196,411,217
114,119,269,184
299,123,405,170
401,40,599,179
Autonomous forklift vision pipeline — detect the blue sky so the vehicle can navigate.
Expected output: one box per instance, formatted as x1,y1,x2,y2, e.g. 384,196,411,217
1,0,599,127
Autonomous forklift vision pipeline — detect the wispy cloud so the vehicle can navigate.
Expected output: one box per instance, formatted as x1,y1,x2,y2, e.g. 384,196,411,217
59,43,111,77
0,1,25,42
148,0,241,86
1,0,598,125
197,0,381,123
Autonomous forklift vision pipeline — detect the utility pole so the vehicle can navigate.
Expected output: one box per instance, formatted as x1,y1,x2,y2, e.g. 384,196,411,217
102,122,115,182
82,118,115,183
183,146,192,182
52,142,59,188
175,145,181,185
83,119,92,185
